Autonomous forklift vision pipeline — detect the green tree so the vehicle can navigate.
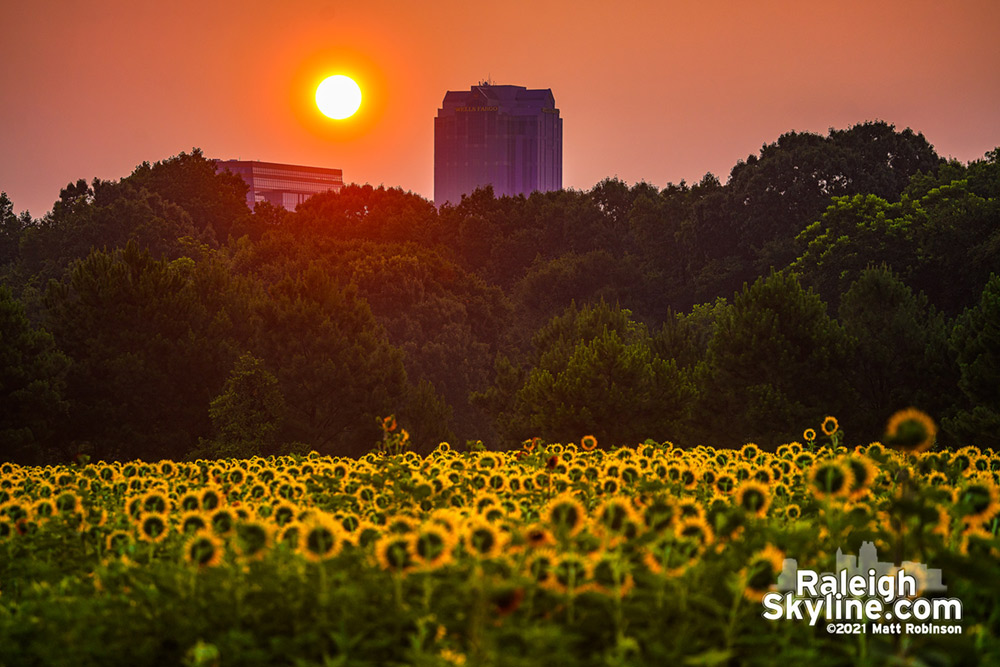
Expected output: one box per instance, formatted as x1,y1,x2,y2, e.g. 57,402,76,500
0,192,31,268
43,243,248,461
126,148,253,243
945,275,1000,448
792,175,999,314
695,271,854,447
0,286,70,463
291,183,440,245
477,302,695,446
196,353,286,459
17,178,206,288
838,266,955,440
252,267,450,455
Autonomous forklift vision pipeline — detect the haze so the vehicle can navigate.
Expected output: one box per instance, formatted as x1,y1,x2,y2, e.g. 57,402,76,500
1,0,997,216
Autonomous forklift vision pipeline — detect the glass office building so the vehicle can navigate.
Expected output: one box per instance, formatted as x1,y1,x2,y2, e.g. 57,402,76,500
434,83,562,207
213,159,344,211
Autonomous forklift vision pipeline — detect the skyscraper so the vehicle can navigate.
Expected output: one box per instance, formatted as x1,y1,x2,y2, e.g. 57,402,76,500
213,159,344,211
434,83,562,207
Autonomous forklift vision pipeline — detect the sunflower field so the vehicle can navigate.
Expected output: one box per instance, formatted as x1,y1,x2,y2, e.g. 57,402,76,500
1,414,999,666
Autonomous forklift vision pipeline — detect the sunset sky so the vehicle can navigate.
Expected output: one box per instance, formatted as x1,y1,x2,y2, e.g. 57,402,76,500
2,0,998,217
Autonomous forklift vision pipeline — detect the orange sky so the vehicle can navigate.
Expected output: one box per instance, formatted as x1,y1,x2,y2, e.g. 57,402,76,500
2,0,998,216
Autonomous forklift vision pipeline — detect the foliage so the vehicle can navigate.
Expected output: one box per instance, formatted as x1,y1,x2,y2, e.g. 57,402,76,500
197,353,286,459
946,274,1000,448
0,130,997,462
41,243,253,461
694,272,854,447
838,265,956,440
1,420,998,665
478,302,695,446
0,286,70,463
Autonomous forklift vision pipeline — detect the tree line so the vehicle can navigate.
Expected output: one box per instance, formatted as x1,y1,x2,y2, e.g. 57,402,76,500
2,121,998,462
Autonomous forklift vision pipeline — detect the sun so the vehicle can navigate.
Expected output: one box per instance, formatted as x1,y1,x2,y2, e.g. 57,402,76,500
315,75,362,120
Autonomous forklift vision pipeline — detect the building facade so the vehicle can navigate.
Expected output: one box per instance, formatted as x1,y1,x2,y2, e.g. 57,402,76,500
213,159,344,211
434,83,562,207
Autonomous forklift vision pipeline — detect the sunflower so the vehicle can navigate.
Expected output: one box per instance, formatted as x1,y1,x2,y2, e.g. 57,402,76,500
955,475,1000,527
676,498,706,521
355,484,377,504
199,486,223,511
462,516,506,558
385,514,418,534
277,520,304,549
140,489,170,515
752,467,773,485
581,435,598,452
473,491,501,515
299,515,343,562
597,475,620,495
178,510,208,534
587,552,634,598
959,523,998,558
675,515,715,548
865,442,886,458
794,452,816,470
486,473,508,492
105,529,132,553
741,545,785,602
784,504,802,520
740,443,761,462
183,530,224,568
595,497,643,537
679,466,699,490
808,460,852,500
641,494,678,533
428,508,463,535
885,408,937,454
234,520,274,561
522,522,558,549
154,460,177,478
541,493,588,538
137,512,170,543
821,416,839,436
54,491,81,515
714,473,737,496
547,552,592,594
642,532,701,577
411,524,456,570
208,508,237,536
734,480,771,518
374,533,415,572
482,505,507,524
525,548,559,587
355,521,383,549
177,490,201,512
227,468,246,487
31,498,56,521
337,513,361,532
844,456,879,499
272,501,298,527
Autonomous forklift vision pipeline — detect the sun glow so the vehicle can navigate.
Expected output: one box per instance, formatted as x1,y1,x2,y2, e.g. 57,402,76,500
316,75,362,120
